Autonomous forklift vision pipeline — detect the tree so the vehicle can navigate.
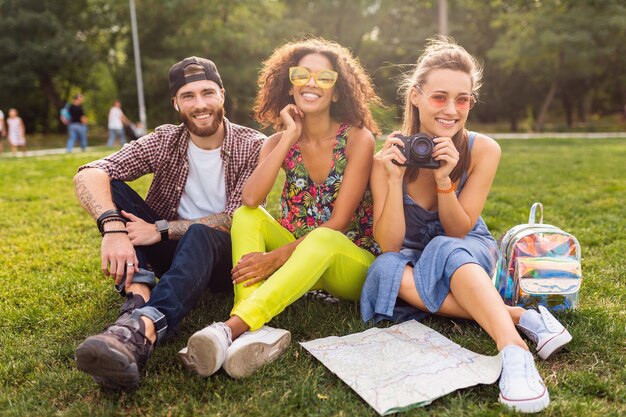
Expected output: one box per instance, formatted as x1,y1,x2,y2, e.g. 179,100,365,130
101,0,302,128
0,0,96,132
488,0,626,131
3,0,626,135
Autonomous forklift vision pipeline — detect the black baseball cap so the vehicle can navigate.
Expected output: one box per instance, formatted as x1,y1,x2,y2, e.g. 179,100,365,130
168,56,223,97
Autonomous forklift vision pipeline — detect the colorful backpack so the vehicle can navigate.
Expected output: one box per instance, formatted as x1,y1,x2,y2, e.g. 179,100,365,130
59,103,71,125
493,202,582,312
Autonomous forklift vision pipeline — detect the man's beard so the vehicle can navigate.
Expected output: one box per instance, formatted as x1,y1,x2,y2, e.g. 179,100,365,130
180,106,224,137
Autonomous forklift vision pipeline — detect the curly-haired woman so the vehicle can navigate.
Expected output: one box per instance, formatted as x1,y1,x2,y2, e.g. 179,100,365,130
179,37,382,379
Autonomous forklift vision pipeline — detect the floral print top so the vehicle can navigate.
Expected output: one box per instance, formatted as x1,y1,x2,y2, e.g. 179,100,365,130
279,123,380,255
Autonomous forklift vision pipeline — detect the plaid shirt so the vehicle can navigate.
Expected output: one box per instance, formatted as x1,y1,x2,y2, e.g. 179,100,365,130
79,118,265,220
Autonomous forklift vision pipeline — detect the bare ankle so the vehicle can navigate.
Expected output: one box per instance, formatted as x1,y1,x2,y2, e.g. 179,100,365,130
497,339,529,352
225,316,250,340
508,306,527,325
128,283,151,302
140,316,157,345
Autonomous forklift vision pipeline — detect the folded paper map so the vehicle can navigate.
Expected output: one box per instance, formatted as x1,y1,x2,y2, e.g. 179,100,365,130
300,320,502,415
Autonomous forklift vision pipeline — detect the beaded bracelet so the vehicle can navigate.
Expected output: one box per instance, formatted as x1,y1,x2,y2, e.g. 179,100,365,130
101,217,126,226
436,182,456,194
101,229,129,237
97,209,123,233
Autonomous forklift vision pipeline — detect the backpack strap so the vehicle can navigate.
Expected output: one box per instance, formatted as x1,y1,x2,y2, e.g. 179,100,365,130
528,202,544,224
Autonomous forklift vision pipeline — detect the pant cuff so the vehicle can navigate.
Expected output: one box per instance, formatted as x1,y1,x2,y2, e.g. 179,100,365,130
132,306,168,346
231,302,266,332
114,268,157,297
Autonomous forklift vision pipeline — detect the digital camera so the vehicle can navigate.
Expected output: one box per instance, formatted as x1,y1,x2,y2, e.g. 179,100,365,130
393,133,440,169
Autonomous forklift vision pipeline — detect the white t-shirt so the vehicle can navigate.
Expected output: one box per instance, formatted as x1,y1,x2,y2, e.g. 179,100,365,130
108,107,124,129
0,110,4,134
177,141,227,220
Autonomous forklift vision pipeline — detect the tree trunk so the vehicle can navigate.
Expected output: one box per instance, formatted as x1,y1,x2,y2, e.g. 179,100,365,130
562,96,573,128
39,74,64,133
39,74,63,110
577,98,586,123
42,95,50,133
509,115,518,132
534,80,557,132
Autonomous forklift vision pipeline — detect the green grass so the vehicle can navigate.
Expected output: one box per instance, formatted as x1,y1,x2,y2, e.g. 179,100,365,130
0,138,625,416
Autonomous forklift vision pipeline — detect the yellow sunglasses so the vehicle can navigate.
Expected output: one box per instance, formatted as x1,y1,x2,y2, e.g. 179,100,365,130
289,66,338,89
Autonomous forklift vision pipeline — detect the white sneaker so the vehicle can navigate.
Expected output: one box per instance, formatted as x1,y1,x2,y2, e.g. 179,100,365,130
223,326,291,379
499,345,550,413
517,305,572,360
178,322,232,377
498,345,550,413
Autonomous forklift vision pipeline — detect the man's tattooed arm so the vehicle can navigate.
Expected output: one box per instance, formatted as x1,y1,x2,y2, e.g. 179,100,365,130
169,212,233,239
73,169,114,219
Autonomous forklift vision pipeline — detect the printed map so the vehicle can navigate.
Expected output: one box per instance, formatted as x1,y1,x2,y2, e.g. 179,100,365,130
300,320,502,415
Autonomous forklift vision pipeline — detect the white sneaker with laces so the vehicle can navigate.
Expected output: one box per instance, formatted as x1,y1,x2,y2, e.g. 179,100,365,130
223,326,291,379
517,305,572,360
499,345,550,413
178,322,232,377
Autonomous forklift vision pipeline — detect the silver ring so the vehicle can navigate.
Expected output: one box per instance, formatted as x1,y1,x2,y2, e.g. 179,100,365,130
127,262,134,267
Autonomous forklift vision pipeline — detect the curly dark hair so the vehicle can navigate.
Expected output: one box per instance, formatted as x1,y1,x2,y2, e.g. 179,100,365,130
254,37,381,135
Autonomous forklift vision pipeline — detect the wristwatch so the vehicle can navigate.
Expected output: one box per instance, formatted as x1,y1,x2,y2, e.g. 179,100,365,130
155,220,169,242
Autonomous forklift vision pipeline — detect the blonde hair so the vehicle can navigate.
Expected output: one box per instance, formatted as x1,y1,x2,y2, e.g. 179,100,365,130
400,36,483,182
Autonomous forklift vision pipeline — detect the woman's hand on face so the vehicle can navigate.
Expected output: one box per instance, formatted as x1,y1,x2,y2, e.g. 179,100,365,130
231,250,284,287
379,131,407,178
432,136,459,181
279,104,304,145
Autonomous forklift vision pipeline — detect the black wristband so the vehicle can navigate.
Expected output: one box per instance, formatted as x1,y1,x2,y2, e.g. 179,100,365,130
97,209,123,233
101,217,126,227
101,229,129,237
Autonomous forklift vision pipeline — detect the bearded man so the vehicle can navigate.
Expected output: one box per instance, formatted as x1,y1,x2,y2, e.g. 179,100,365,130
72,57,265,390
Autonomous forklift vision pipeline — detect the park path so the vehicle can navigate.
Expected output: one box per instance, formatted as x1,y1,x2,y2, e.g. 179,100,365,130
2,132,625,158
1,147,101,158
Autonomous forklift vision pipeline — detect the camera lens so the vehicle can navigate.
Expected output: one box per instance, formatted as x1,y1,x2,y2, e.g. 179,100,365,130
410,137,433,159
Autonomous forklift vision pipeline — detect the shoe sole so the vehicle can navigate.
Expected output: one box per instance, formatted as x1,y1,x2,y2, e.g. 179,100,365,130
223,331,291,379
75,339,140,390
537,329,572,360
179,331,223,377
499,388,550,413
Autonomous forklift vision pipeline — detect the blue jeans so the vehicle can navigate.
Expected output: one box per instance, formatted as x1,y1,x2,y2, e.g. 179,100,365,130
107,128,126,147
66,123,88,152
110,181,232,345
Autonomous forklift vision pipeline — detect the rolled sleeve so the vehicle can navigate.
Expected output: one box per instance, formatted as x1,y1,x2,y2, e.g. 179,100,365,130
79,132,163,181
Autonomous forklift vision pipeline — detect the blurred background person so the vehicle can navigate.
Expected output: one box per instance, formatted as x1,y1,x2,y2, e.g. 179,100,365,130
66,94,88,152
107,100,131,147
0,108,5,154
131,121,146,138
7,108,27,156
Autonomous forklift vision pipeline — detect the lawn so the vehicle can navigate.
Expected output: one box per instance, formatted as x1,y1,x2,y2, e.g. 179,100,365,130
0,138,624,416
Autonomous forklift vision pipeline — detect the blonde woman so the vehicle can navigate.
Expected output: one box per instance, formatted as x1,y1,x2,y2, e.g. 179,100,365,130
361,37,571,413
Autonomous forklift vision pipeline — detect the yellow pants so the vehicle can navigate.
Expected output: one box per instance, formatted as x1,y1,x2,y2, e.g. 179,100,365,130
230,206,375,331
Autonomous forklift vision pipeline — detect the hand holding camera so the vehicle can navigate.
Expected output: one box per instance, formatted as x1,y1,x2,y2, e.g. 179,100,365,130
391,133,440,169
